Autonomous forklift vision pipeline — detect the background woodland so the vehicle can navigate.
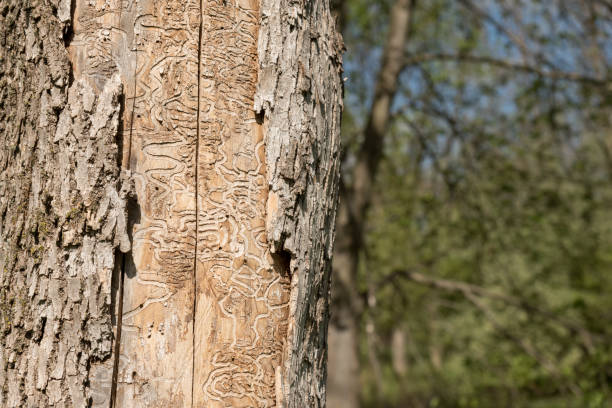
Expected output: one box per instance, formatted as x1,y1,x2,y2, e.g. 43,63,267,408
328,1,612,407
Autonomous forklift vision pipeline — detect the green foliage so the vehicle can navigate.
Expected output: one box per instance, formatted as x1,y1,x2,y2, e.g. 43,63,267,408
341,0,612,406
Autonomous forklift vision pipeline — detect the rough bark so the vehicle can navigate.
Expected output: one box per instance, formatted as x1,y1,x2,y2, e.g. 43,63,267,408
0,0,342,406
255,0,343,406
327,1,414,407
0,0,129,406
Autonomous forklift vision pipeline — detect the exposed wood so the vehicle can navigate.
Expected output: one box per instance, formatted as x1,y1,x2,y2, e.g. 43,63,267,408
114,0,199,404
192,0,291,406
70,0,199,404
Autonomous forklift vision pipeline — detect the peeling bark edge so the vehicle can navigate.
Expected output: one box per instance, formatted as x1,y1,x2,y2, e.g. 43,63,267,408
255,0,344,406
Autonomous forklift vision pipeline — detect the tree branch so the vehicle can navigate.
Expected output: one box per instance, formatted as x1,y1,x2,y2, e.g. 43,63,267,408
403,53,608,85
382,269,602,352
456,0,533,62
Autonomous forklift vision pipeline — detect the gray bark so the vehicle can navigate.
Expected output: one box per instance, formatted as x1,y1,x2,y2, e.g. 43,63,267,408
0,0,342,406
0,1,130,406
255,0,344,406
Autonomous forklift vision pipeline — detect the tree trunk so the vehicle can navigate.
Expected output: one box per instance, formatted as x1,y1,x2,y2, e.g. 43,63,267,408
327,0,414,406
0,0,342,406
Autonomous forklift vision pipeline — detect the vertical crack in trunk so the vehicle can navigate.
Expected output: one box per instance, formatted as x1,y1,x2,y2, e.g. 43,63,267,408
58,0,341,404
110,255,125,408
191,2,293,405
110,17,139,407
191,0,204,405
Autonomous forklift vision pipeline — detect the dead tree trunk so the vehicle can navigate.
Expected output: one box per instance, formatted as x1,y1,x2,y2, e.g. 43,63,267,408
0,0,342,406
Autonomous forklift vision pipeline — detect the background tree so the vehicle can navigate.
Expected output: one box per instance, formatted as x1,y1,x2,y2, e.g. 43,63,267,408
328,0,612,407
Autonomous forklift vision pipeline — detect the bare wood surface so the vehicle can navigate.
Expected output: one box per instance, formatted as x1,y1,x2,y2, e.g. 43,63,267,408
192,0,290,406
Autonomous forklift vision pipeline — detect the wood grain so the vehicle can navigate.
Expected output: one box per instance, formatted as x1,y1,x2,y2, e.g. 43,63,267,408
70,0,199,405
68,0,292,406
193,1,290,406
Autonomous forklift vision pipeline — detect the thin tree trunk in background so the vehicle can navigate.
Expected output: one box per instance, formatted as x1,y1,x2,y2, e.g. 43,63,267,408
0,0,342,406
327,1,414,406
391,327,408,377
327,197,361,408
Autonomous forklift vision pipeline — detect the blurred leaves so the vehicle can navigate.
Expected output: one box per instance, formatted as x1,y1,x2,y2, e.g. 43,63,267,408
340,0,612,406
